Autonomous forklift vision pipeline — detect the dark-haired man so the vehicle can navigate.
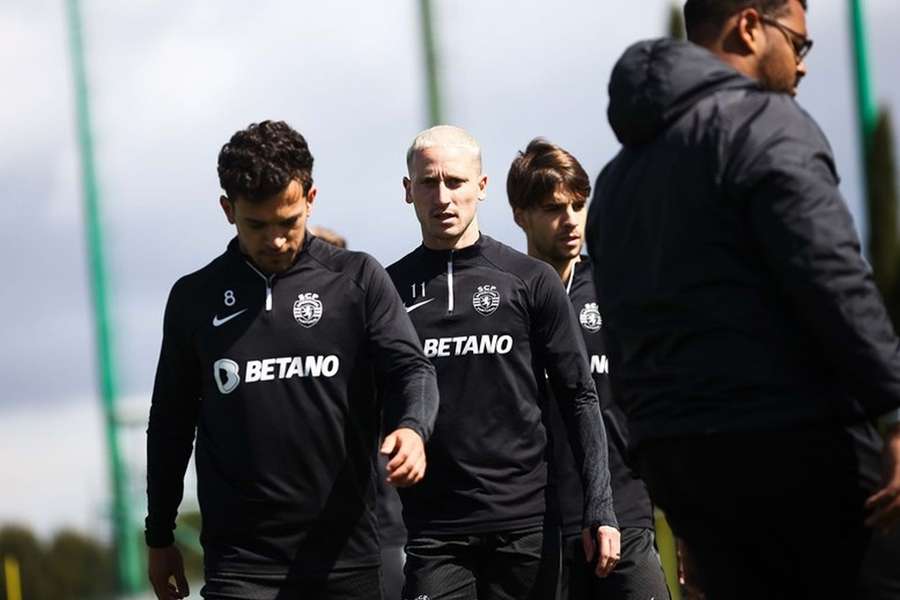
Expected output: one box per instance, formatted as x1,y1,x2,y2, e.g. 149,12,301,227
145,120,439,600
388,125,620,600
588,0,900,596
508,138,670,600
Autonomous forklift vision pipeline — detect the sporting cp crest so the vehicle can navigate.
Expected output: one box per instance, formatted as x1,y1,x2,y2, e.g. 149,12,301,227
579,302,602,332
293,293,323,328
472,284,500,316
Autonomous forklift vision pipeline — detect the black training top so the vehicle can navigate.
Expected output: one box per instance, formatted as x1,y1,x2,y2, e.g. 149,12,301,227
145,235,438,576
545,257,653,536
386,234,617,535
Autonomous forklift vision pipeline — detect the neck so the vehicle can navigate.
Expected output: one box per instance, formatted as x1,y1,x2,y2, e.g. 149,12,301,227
528,242,580,283
697,33,761,82
422,217,481,251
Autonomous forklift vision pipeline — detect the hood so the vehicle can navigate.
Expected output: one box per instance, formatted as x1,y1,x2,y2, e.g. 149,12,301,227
607,38,757,146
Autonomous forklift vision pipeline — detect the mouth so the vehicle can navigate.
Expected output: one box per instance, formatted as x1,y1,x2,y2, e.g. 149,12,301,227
432,212,456,225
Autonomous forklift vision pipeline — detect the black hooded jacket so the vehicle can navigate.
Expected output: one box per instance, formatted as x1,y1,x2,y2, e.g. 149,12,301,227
587,39,900,446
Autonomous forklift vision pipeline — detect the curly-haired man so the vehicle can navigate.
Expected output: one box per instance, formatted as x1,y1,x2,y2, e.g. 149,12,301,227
145,120,439,600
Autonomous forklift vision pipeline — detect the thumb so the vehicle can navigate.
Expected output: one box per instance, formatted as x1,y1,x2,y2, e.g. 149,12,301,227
380,433,398,455
174,569,190,598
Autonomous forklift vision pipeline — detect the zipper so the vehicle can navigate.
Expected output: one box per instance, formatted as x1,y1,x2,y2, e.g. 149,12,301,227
565,266,575,296
447,251,455,313
245,261,275,312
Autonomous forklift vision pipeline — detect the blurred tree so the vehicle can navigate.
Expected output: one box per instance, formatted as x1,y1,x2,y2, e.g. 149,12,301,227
175,511,204,581
866,109,900,326
668,2,686,40
46,530,116,599
1,525,122,600
0,526,53,600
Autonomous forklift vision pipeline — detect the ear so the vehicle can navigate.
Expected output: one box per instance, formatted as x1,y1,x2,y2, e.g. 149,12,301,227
735,8,765,55
305,185,317,216
220,195,236,224
477,174,488,201
403,176,413,205
512,207,528,230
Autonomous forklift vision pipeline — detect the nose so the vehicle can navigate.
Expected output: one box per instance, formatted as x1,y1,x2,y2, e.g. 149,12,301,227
266,229,287,250
562,205,578,226
796,58,807,82
436,182,452,207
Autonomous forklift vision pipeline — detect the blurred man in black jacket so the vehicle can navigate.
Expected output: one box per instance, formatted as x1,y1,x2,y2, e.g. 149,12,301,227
587,1,900,597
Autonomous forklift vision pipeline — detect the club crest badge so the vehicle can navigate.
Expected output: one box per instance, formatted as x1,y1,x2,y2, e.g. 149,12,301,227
473,284,500,316
293,293,323,328
579,302,602,332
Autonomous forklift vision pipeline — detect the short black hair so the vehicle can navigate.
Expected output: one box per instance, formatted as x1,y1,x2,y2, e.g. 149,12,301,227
217,120,314,202
684,0,807,40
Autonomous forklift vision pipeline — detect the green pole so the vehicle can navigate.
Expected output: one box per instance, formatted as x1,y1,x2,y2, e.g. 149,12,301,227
65,0,143,593
850,0,877,158
418,0,443,126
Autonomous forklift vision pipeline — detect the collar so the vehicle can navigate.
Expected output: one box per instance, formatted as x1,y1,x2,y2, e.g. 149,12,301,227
225,233,317,277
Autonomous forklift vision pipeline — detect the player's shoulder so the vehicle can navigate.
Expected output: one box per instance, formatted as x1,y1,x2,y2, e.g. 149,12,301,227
386,245,427,281
168,246,234,300
479,235,558,285
305,235,385,289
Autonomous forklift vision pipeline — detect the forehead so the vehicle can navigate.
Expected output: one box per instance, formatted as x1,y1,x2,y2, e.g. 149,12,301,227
537,187,587,206
234,180,306,219
411,145,480,176
781,0,808,31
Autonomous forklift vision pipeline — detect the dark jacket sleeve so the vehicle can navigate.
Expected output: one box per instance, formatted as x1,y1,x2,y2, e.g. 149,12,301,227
532,265,618,529
364,256,439,442
728,96,900,417
145,280,201,547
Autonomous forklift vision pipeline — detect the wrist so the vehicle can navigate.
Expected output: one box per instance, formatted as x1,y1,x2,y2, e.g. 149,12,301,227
879,408,900,438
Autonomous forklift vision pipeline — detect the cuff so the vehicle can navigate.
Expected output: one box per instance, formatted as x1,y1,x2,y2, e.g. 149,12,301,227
879,407,900,429
145,528,175,548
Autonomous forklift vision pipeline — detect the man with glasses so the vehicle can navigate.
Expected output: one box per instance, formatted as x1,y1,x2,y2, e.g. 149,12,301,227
587,0,900,597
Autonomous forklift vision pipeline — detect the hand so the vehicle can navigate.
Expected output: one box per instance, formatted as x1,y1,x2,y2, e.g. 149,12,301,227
381,427,426,487
865,423,900,533
581,525,621,578
148,545,189,599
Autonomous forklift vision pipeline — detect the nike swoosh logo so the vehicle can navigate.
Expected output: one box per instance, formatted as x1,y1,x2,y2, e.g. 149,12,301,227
212,308,248,327
405,298,435,313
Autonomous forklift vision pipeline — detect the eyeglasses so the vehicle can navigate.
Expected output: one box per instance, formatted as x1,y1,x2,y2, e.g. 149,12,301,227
761,16,813,62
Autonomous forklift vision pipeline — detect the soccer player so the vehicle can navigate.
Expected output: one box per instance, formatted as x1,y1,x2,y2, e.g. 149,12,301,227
508,138,670,599
145,120,438,600
387,125,620,600
588,0,900,596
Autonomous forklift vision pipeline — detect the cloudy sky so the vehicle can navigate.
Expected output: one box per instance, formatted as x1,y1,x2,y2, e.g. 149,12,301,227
2,0,899,537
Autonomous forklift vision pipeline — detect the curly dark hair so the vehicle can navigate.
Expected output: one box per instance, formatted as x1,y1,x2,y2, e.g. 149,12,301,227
507,138,591,212
217,120,314,202
685,0,807,40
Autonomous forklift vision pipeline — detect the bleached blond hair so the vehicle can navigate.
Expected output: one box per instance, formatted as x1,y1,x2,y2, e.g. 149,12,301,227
406,125,483,175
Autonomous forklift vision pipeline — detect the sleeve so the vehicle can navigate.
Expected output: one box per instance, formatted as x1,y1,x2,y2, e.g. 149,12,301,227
145,280,202,548
364,257,439,442
532,265,618,529
728,99,900,417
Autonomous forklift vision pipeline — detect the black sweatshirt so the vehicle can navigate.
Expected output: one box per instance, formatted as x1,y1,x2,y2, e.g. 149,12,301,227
386,235,617,535
545,257,653,536
588,39,900,445
145,235,438,576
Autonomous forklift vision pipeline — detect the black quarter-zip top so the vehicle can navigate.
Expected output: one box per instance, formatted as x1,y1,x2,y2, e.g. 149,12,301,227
145,235,439,576
387,235,617,535
546,257,654,535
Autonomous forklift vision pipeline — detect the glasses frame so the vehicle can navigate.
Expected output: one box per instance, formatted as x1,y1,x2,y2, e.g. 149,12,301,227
760,16,814,62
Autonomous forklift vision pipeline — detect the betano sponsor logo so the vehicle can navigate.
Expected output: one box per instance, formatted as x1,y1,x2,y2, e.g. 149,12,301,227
422,334,513,358
213,355,340,394
591,354,609,375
